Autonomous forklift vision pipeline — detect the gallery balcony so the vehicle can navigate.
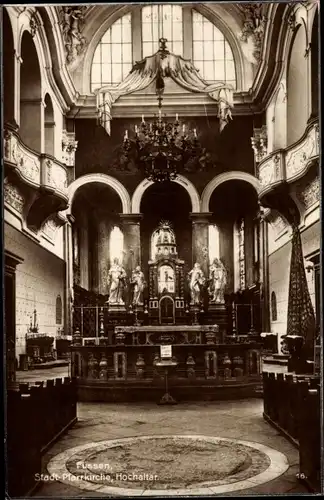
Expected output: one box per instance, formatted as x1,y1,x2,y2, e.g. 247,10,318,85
3,123,69,229
256,119,319,204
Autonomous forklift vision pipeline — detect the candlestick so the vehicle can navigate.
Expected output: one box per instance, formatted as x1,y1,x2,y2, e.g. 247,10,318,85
124,130,128,140
135,125,138,134
182,124,185,133
193,128,197,137
176,113,178,121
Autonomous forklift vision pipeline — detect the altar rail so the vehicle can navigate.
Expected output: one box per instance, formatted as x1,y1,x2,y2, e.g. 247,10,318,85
72,343,261,383
7,377,77,497
262,372,321,493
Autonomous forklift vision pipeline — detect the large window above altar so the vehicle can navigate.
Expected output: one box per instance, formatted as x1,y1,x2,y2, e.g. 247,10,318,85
90,6,237,92
142,5,183,58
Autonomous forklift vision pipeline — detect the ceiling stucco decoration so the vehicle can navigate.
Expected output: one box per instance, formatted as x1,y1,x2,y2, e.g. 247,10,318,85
238,3,267,63
58,6,89,67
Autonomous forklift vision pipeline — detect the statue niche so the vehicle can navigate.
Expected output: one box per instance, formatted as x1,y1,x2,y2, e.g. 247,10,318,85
148,221,185,325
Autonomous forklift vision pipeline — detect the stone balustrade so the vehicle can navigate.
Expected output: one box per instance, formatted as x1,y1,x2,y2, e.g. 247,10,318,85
257,119,319,196
4,125,68,198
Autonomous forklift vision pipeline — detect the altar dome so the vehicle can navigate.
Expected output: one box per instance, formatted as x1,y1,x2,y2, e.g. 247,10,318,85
155,221,177,257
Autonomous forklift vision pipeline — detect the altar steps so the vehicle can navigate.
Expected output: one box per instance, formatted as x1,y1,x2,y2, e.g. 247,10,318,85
76,378,262,403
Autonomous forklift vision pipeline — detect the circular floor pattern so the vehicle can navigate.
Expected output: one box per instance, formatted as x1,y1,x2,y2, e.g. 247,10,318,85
47,435,289,496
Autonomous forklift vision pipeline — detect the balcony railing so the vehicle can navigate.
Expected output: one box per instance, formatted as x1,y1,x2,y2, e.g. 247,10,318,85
257,119,319,197
4,125,68,199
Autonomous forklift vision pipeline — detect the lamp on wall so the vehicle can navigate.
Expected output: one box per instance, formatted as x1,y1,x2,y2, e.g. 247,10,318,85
122,38,204,183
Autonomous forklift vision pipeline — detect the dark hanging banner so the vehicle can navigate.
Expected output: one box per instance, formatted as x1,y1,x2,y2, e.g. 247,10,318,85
286,226,316,349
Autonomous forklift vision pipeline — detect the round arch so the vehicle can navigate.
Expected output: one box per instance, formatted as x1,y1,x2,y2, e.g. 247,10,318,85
201,171,261,212
66,173,131,215
132,175,201,214
81,3,251,95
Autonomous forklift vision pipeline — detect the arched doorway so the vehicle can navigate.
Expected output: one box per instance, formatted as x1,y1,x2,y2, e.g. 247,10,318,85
3,9,15,124
44,93,55,156
287,26,308,146
71,183,123,296
20,31,42,151
140,182,192,284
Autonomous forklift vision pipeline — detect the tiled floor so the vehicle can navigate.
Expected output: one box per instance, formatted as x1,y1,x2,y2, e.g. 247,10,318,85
32,397,307,497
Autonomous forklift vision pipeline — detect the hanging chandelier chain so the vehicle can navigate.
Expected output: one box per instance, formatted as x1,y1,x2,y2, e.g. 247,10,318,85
122,38,203,182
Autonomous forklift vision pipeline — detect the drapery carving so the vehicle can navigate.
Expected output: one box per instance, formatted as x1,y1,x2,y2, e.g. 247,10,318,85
96,50,234,136
286,226,315,349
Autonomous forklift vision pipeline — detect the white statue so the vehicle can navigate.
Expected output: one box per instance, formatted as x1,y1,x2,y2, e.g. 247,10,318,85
209,258,227,304
130,266,145,306
107,258,127,305
188,262,205,305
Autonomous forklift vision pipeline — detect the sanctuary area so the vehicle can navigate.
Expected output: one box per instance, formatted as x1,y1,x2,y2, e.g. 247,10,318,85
3,2,321,497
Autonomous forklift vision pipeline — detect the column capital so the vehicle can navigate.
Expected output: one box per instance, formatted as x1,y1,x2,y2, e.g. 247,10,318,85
119,213,143,224
190,212,213,224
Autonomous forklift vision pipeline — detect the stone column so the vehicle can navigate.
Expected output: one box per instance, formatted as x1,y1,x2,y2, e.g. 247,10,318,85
64,215,74,335
190,213,212,278
260,215,270,331
97,217,110,295
120,214,143,278
79,210,89,290
244,212,255,288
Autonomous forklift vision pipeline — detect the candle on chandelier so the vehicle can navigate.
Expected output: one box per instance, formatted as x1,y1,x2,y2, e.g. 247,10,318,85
124,130,128,140
176,113,178,121
142,114,145,123
182,124,185,133
135,125,138,134
193,128,197,138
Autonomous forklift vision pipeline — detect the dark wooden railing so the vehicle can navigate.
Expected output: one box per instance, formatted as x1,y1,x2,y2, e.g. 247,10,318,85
263,372,321,492
6,377,77,497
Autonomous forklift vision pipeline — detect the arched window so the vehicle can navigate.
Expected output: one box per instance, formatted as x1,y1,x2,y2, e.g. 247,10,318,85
271,291,277,321
109,226,124,264
192,10,236,88
91,13,132,92
209,224,220,263
141,4,183,58
56,295,62,325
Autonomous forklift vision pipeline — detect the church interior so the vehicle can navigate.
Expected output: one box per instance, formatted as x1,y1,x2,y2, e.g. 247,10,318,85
3,2,321,497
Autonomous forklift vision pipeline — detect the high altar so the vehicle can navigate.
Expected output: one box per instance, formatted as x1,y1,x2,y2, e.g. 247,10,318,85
71,221,261,402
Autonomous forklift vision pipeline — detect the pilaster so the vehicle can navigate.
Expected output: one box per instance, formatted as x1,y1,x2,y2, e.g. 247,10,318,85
120,213,143,277
190,212,212,278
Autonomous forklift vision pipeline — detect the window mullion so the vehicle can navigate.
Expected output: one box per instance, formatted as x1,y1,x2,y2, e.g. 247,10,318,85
183,7,192,60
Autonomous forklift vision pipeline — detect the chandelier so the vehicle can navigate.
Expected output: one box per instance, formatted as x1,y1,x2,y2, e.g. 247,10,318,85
122,39,204,183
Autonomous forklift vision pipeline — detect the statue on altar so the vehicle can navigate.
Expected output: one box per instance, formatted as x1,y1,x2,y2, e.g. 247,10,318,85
130,266,146,306
188,263,205,305
107,258,127,305
208,258,227,304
